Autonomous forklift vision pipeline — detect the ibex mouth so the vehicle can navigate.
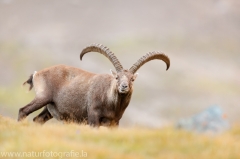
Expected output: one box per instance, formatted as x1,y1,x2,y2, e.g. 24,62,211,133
119,88,129,94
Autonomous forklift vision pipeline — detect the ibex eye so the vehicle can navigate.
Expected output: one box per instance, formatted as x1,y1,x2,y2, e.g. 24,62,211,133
116,76,119,80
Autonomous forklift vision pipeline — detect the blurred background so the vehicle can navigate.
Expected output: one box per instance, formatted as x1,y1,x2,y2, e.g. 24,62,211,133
0,0,239,127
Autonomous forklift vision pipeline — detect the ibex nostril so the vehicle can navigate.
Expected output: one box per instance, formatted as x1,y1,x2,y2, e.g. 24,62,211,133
122,84,128,89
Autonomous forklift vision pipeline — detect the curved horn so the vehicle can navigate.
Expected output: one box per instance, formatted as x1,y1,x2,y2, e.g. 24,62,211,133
80,44,123,72
129,51,170,74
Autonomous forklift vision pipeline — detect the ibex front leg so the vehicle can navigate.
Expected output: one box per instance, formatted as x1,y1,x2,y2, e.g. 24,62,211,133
18,97,51,121
87,105,101,127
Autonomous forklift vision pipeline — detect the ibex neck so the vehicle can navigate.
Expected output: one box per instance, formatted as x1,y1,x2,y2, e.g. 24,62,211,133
107,79,118,104
107,79,132,120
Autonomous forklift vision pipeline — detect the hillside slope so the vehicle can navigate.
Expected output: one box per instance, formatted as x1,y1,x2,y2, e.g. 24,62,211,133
0,116,240,159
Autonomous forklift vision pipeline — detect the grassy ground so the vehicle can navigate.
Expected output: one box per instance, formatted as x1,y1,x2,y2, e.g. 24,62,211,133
0,116,240,159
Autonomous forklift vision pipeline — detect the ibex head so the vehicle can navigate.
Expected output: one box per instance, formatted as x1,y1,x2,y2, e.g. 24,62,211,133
80,44,170,94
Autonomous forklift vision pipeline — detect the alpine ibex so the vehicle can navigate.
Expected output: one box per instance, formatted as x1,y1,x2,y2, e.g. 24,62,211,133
18,44,170,127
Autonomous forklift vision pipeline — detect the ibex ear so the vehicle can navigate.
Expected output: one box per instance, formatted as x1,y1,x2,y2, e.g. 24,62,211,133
133,73,138,80
110,69,117,77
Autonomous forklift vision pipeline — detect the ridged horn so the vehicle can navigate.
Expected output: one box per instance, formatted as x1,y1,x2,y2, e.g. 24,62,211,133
80,44,123,72
129,51,170,74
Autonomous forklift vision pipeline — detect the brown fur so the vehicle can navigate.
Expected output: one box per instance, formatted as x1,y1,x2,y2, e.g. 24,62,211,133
19,46,170,127
18,65,136,127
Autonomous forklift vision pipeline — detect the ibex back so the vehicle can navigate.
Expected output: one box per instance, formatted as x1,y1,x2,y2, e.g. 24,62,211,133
18,44,170,127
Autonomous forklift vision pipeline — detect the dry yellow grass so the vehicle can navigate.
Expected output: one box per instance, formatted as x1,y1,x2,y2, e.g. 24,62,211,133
0,115,240,159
